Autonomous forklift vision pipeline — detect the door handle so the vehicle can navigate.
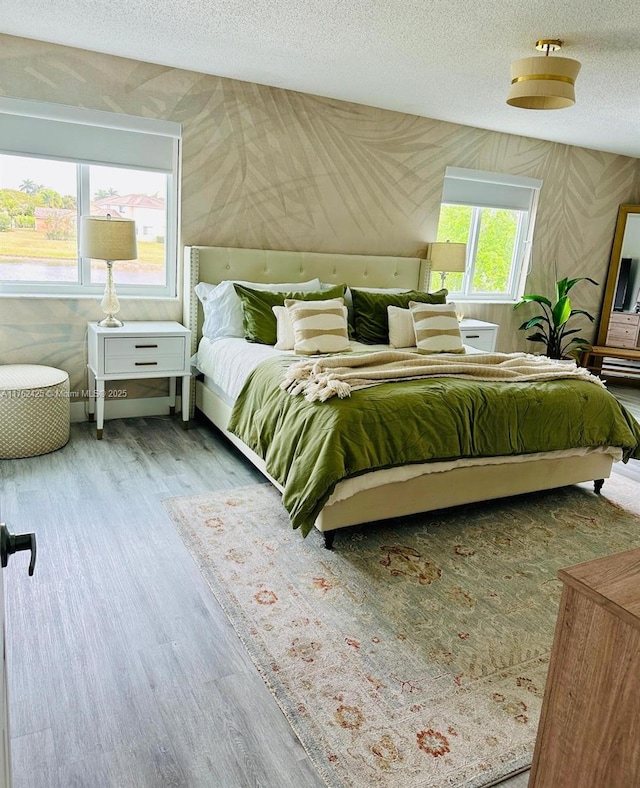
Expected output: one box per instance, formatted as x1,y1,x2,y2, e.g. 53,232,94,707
0,523,36,576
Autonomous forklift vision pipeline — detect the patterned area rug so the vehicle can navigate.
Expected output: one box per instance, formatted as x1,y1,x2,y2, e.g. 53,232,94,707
163,476,640,788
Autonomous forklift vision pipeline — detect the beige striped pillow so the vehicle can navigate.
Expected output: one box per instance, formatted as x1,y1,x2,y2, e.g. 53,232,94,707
284,298,350,355
409,301,465,353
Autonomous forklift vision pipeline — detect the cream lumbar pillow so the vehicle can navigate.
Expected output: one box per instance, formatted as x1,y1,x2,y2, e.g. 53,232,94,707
387,305,416,348
272,305,296,350
409,301,465,353
284,298,350,355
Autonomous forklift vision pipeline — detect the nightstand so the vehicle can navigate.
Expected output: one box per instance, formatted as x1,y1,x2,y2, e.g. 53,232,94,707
87,321,191,439
459,318,499,351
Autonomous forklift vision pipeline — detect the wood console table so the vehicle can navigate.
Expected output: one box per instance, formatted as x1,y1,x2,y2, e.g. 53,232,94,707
580,345,640,378
529,547,640,787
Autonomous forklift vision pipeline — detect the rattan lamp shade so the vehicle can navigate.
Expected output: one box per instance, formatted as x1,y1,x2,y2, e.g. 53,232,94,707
507,53,581,110
80,216,137,261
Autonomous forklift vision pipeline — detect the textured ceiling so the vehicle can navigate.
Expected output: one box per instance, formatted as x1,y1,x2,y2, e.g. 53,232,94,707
2,0,640,158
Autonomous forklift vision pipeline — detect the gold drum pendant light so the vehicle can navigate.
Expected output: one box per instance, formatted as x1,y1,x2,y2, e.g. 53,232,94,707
507,39,581,110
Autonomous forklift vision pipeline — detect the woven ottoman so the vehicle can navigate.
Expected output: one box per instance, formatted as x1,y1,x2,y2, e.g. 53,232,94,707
0,365,70,459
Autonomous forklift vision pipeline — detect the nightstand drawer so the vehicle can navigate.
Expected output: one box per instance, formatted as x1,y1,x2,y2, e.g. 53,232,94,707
104,354,186,374
104,336,186,374
460,329,495,351
104,336,185,358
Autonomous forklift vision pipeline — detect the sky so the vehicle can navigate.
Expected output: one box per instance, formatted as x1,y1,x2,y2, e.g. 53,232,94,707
0,154,165,197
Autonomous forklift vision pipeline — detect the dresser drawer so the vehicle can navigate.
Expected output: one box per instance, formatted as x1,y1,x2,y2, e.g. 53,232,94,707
609,312,640,327
460,329,496,351
103,335,186,374
606,326,639,349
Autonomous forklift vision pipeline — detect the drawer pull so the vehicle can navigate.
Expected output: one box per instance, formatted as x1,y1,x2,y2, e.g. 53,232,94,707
135,344,158,349
134,361,158,366
465,334,480,339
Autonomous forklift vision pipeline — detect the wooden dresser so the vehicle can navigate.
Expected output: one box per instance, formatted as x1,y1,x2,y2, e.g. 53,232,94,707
529,547,640,787
606,311,640,348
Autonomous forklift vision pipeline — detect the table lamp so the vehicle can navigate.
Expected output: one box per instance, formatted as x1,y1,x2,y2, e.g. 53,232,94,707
429,241,467,289
80,214,137,328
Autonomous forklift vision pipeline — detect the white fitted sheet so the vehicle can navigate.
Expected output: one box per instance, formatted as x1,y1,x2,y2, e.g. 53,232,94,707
195,336,391,402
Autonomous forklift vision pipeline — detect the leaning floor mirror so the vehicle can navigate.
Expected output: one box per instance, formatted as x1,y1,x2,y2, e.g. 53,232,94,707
594,204,640,379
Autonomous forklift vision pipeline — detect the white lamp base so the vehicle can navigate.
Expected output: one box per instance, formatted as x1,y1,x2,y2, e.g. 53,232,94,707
99,260,124,328
98,315,124,328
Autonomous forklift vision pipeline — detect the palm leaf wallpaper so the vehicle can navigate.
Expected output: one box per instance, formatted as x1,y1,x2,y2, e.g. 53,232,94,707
0,33,639,396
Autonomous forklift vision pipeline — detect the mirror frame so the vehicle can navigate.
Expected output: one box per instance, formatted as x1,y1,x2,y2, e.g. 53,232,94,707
596,203,640,345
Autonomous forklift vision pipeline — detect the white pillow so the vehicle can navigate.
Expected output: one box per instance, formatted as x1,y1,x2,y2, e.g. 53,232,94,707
284,298,350,355
409,301,465,354
194,278,322,340
273,305,296,350
387,306,416,348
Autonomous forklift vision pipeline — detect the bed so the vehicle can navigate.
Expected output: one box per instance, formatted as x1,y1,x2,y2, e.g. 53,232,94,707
183,245,640,548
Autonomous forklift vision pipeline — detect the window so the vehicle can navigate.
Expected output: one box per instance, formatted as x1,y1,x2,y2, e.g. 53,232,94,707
0,97,181,297
434,167,542,302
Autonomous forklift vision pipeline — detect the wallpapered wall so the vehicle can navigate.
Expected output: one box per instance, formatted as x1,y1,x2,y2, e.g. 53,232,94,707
1,34,639,397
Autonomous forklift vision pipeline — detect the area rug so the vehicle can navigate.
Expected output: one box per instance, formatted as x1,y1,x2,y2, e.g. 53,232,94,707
163,476,640,788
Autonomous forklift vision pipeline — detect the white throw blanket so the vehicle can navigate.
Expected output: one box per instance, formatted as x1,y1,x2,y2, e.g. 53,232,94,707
280,350,604,401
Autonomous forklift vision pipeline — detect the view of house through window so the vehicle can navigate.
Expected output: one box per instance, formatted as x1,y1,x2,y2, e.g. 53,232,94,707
0,153,168,288
435,167,542,303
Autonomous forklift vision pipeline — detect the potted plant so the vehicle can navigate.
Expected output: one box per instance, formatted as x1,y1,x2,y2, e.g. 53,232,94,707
514,276,598,359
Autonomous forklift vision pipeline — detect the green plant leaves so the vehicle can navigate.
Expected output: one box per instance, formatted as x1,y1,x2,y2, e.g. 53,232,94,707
514,276,598,359
552,296,572,328
518,317,546,331
525,332,549,344
569,309,595,322
514,294,552,309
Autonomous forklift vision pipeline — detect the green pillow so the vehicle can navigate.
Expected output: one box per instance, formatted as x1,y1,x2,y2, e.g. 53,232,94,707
351,288,448,344
234,283,346,345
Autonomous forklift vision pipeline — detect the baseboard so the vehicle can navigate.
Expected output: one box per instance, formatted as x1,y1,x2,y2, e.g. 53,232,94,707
70,396,182,423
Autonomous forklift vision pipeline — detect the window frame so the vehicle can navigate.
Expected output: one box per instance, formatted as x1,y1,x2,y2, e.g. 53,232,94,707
435,167,542,304
0,97,181,299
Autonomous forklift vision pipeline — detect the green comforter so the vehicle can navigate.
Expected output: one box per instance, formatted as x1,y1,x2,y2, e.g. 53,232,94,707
228,356,640,535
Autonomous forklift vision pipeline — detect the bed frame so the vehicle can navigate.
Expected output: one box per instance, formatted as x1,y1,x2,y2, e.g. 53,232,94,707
183,245,613,547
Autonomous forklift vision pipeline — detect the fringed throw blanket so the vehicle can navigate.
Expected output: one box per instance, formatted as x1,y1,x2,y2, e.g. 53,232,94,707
281,350,604,401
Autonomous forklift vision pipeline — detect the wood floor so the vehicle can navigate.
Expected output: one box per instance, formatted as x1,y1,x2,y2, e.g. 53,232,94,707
1,386,639,788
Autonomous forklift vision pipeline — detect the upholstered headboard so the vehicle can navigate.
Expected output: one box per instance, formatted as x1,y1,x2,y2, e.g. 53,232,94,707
183,245,428,354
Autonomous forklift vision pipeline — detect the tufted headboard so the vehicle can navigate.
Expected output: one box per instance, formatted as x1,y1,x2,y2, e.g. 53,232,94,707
183,245,428,354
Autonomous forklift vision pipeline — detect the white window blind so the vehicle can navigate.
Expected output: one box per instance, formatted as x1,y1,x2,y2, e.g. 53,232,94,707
442,166,542,212
0,97,180,171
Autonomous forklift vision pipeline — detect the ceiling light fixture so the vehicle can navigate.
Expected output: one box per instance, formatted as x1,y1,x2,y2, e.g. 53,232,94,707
506,39,581,110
